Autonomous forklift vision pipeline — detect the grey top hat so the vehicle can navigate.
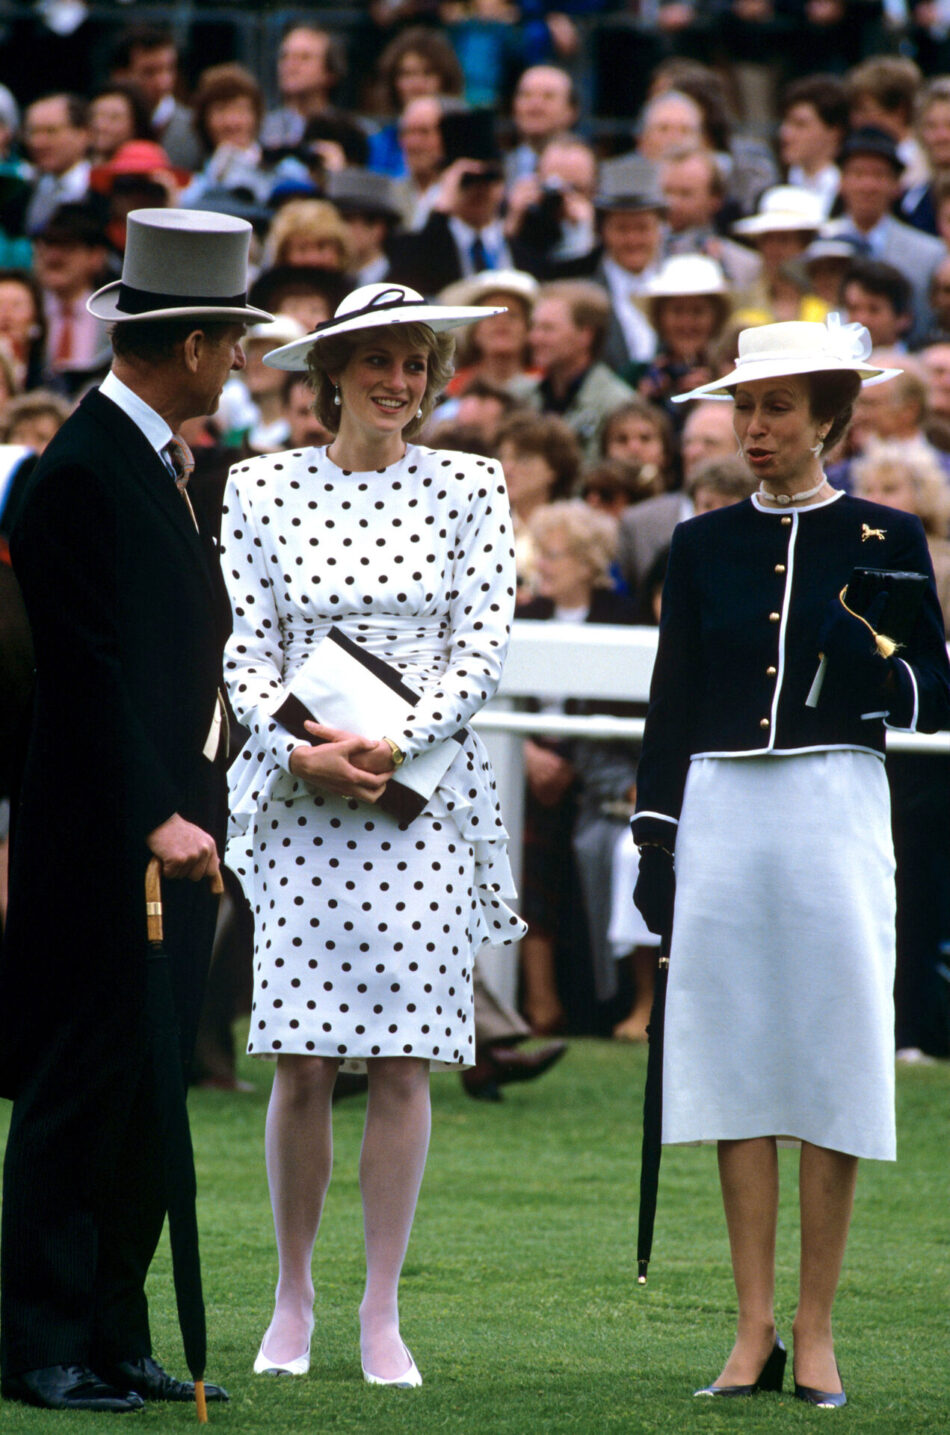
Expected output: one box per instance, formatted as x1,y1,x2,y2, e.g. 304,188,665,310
326,168,402,223
87,208,274,324
594,154,666,214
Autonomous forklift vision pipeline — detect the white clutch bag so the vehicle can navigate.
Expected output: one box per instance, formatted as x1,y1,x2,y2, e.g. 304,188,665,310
271,626,466,827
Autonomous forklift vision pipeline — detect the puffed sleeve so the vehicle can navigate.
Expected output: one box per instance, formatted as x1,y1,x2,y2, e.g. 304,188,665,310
393,457,518,760
632,521,703,846
219,470,300,774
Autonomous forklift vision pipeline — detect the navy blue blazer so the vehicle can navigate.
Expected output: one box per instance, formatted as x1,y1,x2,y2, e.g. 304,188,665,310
632,491,950,846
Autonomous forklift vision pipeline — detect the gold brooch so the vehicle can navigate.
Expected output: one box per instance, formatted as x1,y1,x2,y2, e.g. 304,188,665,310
861,523,886,542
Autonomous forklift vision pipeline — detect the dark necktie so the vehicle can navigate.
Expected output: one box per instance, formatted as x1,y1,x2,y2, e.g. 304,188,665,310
470,234,490,272
163,434,199,531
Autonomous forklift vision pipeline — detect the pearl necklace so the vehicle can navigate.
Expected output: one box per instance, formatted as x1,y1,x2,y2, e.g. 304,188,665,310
757,475,827,506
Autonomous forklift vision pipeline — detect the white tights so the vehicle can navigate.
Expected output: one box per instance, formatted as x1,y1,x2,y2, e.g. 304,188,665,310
260,1053,431,1381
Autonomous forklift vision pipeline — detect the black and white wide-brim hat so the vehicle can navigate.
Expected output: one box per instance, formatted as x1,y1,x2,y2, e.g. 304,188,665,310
87,208,274,324
263,282,507,372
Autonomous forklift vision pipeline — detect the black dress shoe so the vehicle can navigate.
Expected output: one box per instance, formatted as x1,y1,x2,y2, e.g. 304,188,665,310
488,1041,568,1086
1,1364,145,1412
462,1041,567,1100
794,1362,847,1408
694,1338,787,1397
100,1356,229,1403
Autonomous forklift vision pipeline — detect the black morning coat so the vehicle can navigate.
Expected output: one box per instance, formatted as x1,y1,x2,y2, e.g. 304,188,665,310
632,493,950,849
0,386,231,1375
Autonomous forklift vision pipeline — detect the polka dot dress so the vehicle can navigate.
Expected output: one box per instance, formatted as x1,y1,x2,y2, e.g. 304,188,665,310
220,445,527,1070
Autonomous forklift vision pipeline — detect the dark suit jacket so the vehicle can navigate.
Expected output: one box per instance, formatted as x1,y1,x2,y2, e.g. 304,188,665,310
387,211,546,296
633,494,950,844
0,387,230,1092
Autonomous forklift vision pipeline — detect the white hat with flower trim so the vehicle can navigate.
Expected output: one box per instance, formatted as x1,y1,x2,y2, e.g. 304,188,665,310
263,281,506,371
671,315,903,402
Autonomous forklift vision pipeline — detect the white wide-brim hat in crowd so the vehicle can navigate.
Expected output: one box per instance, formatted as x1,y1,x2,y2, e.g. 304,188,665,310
438,268,539,310
672,315,903,402
732,185,825,237
636,253,732,323
87,208,273,324
263,282,507,371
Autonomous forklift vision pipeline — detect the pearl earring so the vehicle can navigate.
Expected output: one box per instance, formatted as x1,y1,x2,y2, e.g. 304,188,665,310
416,407,423,419
811,433,827,456
333,387,341,407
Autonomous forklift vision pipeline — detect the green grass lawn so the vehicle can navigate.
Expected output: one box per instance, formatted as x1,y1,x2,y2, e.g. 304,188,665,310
0,1036,948,1433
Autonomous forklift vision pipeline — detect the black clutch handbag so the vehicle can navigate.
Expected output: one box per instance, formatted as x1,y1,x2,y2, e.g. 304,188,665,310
805,567,929,707
272,626,466,828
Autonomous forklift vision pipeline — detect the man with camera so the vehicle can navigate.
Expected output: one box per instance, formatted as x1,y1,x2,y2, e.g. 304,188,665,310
504,136,598,269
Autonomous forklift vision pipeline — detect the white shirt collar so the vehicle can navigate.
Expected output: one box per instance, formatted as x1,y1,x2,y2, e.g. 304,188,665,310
99,370,174,458
152,94,176,129
447,215,509,274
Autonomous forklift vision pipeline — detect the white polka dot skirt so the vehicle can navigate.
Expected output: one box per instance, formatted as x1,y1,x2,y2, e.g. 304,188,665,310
248,798,476,1069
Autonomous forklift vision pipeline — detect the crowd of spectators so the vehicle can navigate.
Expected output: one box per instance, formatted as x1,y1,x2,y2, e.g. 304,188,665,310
1,7,949,1059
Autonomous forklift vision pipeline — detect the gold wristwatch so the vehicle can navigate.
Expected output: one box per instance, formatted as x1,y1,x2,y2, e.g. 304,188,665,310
382,736,405,767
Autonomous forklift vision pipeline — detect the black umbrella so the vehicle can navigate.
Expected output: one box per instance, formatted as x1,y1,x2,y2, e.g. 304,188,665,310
636,933,670,1285
145,857,223,1423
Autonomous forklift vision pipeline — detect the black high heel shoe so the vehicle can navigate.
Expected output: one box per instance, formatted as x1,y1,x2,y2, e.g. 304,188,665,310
794,1362,847,1409
694,1337,787,1398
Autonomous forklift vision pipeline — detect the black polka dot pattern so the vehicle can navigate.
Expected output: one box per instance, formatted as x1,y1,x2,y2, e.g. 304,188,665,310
220,444,527,1071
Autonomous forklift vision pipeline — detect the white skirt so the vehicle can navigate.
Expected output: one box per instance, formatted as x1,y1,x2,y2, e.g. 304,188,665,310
664,751,896,1161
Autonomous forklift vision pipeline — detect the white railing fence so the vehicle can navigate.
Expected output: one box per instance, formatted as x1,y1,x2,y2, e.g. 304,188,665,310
472,622,950,1002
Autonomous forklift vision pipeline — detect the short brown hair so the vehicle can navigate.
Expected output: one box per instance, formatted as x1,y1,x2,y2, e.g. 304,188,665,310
304,321,456,440
496,410,581,496
535,280,611,360
191,63,263,150
847,57,922,126
377,26,464,112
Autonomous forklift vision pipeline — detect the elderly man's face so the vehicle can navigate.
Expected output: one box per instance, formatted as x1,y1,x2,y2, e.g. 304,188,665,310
600,209,662,275
681,401,737,479
528,296,587,374
638,96,703,160
512,67,575,143
278,28,332,101
398,97,444,179
661,155,719,232
25,97,88,176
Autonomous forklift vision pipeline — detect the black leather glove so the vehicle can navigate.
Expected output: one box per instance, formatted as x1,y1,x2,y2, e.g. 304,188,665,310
817,590,895,711
633,843,675,940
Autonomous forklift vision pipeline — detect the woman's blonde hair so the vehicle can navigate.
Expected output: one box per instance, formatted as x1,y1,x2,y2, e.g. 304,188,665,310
528,498,618,588
304,322,456,440
852,438,950,538
262,199,352,269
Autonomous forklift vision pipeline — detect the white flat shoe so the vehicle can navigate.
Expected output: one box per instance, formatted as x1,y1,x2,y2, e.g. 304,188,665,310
362,1344,422,1388
253,1333,311,1376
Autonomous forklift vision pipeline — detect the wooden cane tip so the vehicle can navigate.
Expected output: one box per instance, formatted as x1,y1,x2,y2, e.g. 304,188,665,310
195,1380,208,1423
